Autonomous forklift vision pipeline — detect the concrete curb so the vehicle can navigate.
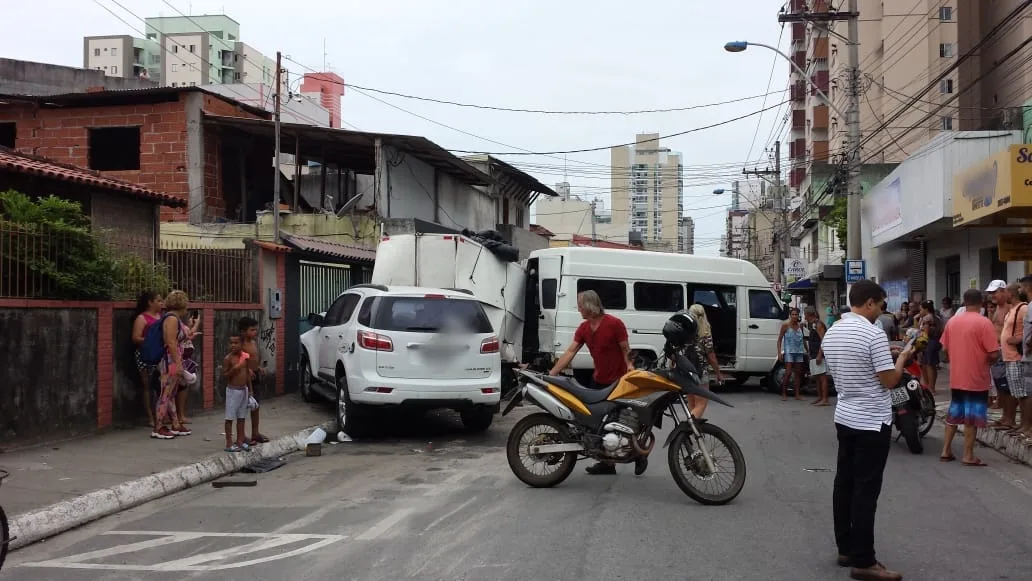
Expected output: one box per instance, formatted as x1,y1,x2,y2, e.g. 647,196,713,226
8,420,336,551
934,406,1031,466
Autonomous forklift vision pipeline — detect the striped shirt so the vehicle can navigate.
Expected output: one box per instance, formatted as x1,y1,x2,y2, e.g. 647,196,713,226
822,312,895,431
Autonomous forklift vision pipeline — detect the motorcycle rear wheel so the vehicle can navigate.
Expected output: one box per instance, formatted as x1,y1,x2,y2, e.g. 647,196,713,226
668,422,746,505
897,412,923,454
506,413,577,488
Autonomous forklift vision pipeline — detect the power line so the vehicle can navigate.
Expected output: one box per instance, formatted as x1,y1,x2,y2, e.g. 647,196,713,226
745,23,786,164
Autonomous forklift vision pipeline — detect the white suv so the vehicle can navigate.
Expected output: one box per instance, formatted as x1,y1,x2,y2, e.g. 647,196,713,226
299,285,502,436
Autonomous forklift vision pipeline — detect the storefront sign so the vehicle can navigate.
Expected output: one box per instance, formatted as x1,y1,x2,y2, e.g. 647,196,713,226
869,177,903,236
783,258,807,279
953,145,1032,226
998,233,1032,261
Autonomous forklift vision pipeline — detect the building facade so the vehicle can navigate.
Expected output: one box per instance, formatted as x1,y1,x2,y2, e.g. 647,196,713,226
300,72,346,129
610,133,685,252
679,216,695,254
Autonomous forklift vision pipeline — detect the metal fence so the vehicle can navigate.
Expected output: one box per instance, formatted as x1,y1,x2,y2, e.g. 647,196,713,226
0,221,256,303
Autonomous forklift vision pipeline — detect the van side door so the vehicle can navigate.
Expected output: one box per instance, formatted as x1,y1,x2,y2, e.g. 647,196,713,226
685,284,737,366
536,255,563,357
742,288,785,373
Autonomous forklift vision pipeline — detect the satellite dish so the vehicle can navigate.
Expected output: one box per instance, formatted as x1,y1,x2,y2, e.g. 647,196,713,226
335,193,363,217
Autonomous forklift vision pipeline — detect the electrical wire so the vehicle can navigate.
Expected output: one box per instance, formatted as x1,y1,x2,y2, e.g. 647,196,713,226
745,23,786,165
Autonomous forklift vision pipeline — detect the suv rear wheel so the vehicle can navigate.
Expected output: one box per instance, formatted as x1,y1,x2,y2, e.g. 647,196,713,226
460,407,495,432
336,371,371,437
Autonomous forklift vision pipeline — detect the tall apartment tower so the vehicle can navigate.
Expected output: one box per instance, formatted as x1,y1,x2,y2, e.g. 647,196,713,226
84,14,281,90
679,216,695,254
300,72,346,129
611,134,685,253
787,0,959,203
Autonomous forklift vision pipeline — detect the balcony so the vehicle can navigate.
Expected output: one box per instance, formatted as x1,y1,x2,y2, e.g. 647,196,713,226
791,138,806,159
792,51,806,71
790,82,807,102
789,0,805,13
792,22,805,40
792,109,806,130
789,167,807,188
813,36,829,59
811,140,830,164
810,71,830,95
812,105,829,130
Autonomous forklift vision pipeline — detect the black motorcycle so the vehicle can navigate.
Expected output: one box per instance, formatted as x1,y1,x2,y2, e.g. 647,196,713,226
890,361,935,454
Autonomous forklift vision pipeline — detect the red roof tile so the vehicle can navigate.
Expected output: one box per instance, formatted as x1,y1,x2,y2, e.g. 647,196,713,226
281,233,376,263
0,148,185,207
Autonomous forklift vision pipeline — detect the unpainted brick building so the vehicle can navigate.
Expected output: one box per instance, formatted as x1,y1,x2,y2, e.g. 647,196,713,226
0,87,269,223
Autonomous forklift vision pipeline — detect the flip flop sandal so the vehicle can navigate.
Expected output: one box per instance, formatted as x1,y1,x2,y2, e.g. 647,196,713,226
224,445,242,453
962,459,988,467
939,455,956,462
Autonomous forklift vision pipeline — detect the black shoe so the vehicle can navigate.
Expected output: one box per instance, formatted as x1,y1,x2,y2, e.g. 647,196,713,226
585,462,617,475
634,457,648,476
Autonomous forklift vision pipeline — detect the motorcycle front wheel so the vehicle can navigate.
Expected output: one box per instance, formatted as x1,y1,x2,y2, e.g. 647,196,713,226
506,413,577,488
668,422,746,505
897,412,923,454
918,390,936,436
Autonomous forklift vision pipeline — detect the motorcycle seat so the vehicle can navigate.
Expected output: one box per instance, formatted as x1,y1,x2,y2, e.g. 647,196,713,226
543,375,617,404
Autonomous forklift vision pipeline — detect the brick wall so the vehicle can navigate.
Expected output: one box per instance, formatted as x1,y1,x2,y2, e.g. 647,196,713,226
0,91,264,223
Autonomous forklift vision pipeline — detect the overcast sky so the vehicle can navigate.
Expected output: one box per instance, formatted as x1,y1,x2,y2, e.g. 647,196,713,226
0,0,790,255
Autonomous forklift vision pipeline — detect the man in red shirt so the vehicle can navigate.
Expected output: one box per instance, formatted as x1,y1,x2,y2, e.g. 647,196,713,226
550,289,635,475
939,288,1001,466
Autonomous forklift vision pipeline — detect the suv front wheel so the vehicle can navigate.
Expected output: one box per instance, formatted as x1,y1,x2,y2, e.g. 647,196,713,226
336,371,371,438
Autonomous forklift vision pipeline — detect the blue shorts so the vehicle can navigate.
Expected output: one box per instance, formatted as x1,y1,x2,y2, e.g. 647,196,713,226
783,353,805,364
945,389,988,428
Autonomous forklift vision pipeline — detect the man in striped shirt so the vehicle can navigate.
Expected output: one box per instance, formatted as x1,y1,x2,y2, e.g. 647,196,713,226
822,280,914,581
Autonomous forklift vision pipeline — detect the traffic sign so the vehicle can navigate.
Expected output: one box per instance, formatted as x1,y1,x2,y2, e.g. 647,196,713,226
845,259,866,283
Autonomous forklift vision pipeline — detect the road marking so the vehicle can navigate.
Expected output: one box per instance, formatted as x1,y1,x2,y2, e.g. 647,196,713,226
355,508,413,541
17,531,345,572
421,495,479,534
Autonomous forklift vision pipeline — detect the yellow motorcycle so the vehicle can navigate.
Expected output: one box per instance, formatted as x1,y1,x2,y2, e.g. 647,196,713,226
503,348,747,505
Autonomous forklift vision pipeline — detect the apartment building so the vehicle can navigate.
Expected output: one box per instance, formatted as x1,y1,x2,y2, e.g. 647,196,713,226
679,216,695,254
610,133,685,253
84,14,282,91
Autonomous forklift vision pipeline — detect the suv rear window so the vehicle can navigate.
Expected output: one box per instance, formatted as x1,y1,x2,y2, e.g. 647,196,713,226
372,297,494,334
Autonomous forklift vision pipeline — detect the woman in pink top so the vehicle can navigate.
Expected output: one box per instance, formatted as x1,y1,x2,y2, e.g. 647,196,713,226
132,291,164,433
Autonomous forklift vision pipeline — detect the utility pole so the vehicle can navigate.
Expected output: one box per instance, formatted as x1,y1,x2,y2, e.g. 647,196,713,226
743,140,785,284
589,199,598,246
273,51,282,243
845,0,862,261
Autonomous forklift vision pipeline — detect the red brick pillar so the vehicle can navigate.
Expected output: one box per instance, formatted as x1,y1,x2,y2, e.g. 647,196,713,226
203,308,216,408
275,253,287,396
96,303,114,429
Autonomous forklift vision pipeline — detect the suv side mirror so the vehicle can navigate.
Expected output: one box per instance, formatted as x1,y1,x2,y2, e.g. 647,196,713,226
307,313,325,327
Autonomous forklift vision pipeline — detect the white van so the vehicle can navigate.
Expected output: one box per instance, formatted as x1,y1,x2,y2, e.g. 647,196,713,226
524,246,787,384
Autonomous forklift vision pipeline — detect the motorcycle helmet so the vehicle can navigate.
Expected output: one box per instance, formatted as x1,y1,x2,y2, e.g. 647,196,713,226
662,310,698,348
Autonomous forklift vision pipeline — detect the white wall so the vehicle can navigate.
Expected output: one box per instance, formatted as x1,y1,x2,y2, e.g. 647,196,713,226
162,32,206,86
85,37,129,77
925,228,1026,302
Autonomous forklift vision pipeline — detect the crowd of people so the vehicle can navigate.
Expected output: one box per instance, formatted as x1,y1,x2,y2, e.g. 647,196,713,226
130,290,272,451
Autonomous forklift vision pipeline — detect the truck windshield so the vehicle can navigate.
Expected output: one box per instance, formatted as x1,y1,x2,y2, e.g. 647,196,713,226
372,297,494,334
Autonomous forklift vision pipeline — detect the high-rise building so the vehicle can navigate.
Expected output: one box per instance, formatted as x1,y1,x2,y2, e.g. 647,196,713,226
611,133,685,253
84,14,282,91
300,72,346,129
678,216,695,254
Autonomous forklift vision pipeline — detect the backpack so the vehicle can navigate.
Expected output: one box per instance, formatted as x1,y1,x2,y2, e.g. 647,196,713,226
1012,303,1028,356
139,313,176,365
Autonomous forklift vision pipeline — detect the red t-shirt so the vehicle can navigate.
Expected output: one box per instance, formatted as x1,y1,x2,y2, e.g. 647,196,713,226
574,314,629,385
940,311,999,391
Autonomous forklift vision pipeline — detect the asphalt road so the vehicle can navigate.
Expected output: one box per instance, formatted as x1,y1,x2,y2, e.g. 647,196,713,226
6,391,1032,581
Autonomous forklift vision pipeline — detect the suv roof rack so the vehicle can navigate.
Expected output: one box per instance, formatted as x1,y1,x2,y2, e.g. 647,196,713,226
348,284,389,292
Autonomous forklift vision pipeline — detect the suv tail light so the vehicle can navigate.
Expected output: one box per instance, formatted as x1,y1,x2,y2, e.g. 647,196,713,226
358,330,393,351
481,336,500,354
424,293,446,299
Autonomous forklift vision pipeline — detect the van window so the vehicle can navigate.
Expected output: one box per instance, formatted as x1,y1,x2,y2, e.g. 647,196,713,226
576,279,627,310
541,278,558,309
634,282,684,312
692,289,721,308
748,289,783,319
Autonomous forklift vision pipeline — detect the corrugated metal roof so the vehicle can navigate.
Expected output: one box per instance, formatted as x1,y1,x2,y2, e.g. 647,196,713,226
281,233,376,263
0,147,186,207
0,86,270,118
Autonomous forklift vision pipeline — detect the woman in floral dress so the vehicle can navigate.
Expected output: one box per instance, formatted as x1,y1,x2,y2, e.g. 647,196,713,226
154,290,193,440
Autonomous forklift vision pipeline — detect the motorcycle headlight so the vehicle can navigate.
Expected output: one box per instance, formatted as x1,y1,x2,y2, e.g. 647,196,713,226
906,379,920,392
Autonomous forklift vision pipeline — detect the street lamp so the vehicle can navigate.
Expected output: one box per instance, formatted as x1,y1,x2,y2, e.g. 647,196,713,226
723,41,847,121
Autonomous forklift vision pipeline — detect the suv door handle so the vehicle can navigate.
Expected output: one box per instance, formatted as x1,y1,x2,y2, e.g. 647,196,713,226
748,324,759,329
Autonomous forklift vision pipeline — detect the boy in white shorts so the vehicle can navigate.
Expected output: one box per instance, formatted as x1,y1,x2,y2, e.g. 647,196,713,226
222,334,251,452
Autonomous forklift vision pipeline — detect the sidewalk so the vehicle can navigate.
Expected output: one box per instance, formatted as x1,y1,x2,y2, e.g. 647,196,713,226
0,396,334,549
931,365,1030,466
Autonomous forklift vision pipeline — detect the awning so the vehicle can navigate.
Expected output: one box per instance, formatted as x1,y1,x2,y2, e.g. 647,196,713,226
786,278,816,291
281,233,376,263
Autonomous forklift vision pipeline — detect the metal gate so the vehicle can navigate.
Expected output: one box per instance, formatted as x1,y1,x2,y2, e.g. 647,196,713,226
298,260,370,334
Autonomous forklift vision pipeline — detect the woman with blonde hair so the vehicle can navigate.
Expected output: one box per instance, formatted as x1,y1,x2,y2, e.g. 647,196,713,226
154,290,194,439
687,304,725,418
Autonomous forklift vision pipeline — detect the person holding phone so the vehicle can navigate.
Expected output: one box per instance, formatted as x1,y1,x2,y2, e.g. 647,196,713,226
176,309,202,425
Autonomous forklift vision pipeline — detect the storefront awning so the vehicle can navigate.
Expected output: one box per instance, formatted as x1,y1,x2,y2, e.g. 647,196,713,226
953,144,1032,227
786,278,816,291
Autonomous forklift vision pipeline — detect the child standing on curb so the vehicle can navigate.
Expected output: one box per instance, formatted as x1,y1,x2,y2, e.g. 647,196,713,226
239,317,271,446
222,334,251,452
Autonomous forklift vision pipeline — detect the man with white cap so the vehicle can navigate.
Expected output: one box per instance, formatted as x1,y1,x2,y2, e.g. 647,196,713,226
985,280,1014,429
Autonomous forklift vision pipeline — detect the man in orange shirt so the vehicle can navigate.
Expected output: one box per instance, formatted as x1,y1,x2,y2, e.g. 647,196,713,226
939,288,1001,466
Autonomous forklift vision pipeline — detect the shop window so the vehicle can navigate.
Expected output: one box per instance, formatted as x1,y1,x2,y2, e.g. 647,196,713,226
576,279,627,310
88,127,141,171
633,282,684,312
